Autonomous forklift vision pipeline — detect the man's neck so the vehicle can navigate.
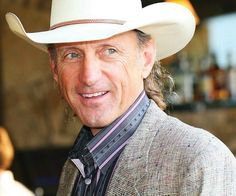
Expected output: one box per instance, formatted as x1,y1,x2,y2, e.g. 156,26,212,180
91,128,102,136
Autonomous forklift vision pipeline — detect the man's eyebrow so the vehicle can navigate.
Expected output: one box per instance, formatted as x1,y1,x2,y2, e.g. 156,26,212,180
56,40,122,53
57,46,81,52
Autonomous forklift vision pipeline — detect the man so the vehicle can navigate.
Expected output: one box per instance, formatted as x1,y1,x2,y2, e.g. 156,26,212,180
6,0,236,195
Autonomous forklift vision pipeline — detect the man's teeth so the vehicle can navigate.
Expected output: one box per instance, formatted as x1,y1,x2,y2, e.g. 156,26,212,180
82,92,106,98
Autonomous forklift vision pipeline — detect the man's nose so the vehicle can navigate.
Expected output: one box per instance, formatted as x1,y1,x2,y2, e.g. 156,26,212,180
79,55,102,86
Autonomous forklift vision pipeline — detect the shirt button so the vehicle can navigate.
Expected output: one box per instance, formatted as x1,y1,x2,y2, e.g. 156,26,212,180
85,178,91,185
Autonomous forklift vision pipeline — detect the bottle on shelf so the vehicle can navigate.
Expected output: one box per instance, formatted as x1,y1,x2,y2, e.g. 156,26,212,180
198,53,214,102
202,53,229,102
227,51,236,101
170,52,194,104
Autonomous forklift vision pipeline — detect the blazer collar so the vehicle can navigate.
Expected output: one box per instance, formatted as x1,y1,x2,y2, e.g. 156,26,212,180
106,100,168,195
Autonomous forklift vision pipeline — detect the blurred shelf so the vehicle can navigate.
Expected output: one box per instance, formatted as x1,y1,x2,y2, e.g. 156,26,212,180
169,100,236,112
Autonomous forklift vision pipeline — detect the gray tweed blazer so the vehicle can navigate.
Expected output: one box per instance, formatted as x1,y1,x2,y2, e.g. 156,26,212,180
57,101,236,196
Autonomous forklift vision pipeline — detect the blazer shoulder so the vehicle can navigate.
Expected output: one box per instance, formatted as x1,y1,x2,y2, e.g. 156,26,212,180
149,106,235,164
138,100,236,159
107,101,236,195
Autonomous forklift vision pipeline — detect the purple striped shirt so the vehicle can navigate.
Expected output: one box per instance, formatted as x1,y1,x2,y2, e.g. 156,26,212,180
69,91,150,195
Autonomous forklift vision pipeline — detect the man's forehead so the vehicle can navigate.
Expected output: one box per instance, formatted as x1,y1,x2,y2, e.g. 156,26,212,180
54,31,137,49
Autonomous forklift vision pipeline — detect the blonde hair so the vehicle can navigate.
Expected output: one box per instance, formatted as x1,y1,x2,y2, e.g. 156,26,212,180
144,61,174,110
0,127,14,170
135,30,174,110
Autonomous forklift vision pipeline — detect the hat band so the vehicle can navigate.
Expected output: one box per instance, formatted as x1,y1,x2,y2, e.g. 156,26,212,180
50,19,125,30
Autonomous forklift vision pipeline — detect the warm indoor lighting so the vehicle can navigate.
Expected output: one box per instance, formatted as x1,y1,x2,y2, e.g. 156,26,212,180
165,0,200,24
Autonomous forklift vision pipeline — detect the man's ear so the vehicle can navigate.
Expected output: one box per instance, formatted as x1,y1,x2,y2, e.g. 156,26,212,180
48,52,59,82
141,38,157,79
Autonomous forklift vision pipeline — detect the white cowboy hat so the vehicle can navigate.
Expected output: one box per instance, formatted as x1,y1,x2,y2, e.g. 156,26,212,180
5,0,196,60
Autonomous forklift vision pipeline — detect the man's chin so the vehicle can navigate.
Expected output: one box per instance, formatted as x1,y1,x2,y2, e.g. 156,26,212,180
82,120,109,135
89,127,105,135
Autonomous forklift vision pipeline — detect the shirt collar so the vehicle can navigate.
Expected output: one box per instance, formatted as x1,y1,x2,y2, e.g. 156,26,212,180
69,91,150,174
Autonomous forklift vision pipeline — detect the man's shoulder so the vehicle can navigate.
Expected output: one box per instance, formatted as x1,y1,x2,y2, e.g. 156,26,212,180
144,101,234,160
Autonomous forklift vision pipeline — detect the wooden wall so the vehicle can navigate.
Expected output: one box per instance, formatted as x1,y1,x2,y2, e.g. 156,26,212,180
1,0,80,149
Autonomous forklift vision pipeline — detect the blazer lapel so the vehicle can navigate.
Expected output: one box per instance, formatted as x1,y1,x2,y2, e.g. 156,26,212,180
106,101,167,195
56,159,79,196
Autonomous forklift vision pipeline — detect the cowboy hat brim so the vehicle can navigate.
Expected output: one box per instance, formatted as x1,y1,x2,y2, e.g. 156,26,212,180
5,3,195,60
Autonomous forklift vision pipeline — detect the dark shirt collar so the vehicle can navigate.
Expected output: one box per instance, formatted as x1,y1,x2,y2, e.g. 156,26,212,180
69,91,150,174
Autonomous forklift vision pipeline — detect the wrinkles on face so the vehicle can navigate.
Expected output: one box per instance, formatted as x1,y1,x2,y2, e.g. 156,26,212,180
56,61,76,106
51,31,150,131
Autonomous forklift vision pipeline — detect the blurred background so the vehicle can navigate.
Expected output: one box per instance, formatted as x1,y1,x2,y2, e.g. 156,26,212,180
1,0,236,195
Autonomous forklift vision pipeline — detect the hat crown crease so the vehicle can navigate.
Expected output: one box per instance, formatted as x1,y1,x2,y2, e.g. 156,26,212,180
50,0,142,27
50,19,125,30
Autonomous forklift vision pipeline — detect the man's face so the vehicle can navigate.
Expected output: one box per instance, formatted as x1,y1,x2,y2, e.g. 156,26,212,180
50,31,155,133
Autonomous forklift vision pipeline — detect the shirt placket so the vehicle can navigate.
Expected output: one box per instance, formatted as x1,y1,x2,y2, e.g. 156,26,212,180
82,148,97,194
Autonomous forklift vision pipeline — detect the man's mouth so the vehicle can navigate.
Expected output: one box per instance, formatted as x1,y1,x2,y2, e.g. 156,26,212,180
80,91,107,98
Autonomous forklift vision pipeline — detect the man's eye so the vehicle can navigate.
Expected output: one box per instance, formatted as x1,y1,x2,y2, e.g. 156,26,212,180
65,52,79,60
105,48,117,55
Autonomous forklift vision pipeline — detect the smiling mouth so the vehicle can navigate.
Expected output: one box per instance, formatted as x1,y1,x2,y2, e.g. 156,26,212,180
80,91,107,98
